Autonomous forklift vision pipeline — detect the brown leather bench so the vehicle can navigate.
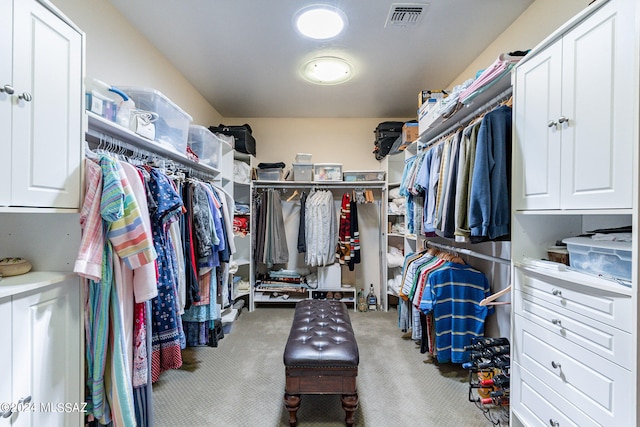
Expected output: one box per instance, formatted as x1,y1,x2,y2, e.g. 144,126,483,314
283,299,359,426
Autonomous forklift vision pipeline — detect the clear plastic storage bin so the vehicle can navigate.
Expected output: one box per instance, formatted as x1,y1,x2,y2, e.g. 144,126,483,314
293,163,313,181
119,86,192,155
188,125,223,168
562,237,632,283
257,168,283,181
343,170,386,182
314,163,342,181
295,153,313,163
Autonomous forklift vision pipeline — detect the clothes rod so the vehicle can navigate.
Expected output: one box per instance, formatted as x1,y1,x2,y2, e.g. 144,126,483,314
423,86,513,148
85,130,221,180
425,240,511,266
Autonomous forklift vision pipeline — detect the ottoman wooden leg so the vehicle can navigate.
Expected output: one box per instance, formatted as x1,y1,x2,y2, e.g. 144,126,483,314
341,393,358,427
284,393,301,426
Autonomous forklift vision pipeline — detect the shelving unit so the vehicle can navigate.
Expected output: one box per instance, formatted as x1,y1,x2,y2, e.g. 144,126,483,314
250,180,386,311
231,151,253,303
509,1,638,425
254,286,357,311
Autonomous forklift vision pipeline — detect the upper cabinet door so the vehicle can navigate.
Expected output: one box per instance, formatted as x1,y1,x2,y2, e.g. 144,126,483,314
513,0,635,211
560,0,634,209
10,0,83,209
513,41,563,210
0,0,12,206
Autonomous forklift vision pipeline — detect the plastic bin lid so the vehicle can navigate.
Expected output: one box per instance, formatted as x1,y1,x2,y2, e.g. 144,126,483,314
117,86,193,121
562,236,632,250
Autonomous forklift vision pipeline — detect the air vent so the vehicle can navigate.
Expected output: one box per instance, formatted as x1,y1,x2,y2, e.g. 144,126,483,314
385,3,428,28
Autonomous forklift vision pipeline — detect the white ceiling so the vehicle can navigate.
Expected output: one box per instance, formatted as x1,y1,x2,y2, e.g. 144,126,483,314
108,0,534,119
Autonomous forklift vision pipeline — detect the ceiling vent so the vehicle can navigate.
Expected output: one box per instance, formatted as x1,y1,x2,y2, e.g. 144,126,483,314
384,3,428,28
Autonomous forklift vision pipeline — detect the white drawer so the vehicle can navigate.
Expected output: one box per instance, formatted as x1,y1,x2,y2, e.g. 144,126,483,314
514,315,632,427
514,266,632,332
515,289,632,369
512,362,597,427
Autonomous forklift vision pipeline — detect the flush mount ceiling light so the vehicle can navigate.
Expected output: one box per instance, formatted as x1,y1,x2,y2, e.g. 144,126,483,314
301,56,354,85
294,4,348,40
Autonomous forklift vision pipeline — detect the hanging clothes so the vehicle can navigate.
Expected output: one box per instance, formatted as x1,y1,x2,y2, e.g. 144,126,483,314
347,198,360,271
336,193,352,265
304,190,338,267
75,155,158,426
143,167,185,383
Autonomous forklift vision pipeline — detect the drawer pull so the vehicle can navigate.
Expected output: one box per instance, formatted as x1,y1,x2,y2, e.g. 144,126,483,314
551,318,562,326
549,419,560,427
551,288,562,297
551,361,561,369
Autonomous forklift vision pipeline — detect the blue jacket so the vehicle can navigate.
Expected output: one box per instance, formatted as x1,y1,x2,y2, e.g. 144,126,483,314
469,105,511,239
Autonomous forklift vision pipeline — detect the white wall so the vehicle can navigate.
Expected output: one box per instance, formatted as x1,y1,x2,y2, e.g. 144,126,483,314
226,117,407,170
51,0,223,127
448,0,588,88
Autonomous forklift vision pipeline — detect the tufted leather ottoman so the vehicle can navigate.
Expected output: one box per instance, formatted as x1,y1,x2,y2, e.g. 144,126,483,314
283,299,359,426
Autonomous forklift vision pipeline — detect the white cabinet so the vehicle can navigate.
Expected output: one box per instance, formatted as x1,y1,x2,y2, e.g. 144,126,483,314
0,0,83,209
0,277,81,427
513,0,634,211
511,0,639,425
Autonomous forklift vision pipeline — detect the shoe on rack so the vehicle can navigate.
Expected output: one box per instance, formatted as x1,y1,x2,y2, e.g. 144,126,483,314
334,292,342,300
326,291,334,299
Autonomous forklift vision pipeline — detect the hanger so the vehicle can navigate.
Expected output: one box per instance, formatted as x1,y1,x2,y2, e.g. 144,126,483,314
502,95,513,108
479,285,512,307
286,189,299,202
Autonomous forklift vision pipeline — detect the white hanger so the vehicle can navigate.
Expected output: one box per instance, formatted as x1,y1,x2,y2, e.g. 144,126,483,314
479,285,511,307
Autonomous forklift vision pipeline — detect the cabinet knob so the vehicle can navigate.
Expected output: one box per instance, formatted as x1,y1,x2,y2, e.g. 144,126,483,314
1,408,11,418
551,288,562,296
547,120,557,128
551,361,561,369
549,419,560,427
18,92,32,102
551,318,562,326
558,116,569,124
0,84,14,95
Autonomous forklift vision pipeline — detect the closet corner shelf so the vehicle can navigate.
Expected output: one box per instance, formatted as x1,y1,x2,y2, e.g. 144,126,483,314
0,271,77,299
86,112,222,178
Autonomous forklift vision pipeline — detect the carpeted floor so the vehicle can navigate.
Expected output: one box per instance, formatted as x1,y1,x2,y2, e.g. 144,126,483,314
152,306,505,426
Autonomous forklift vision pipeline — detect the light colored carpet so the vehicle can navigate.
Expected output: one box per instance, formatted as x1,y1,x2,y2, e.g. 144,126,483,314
152,306,504,426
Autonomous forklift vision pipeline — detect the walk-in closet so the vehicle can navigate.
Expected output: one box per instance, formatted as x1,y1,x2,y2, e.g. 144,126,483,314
2,0,638,426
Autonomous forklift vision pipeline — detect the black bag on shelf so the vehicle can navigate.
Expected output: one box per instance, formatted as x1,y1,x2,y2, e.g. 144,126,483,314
374,121,404,141
209,123,256,155
373,136,399,160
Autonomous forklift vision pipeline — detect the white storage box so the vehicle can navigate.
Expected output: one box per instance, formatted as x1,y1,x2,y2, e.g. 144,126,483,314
296,153,312,163
562,237,632,283
188,125,222,168
343,170,385,182
292,163,313,181
257,168,283,181
119,86,192,155
314,163,342,181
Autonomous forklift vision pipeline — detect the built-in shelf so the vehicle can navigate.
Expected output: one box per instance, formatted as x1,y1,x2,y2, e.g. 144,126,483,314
0,271,77,299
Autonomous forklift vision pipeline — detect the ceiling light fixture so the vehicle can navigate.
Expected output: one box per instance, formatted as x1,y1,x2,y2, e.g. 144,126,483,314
301,56,354,85
294,5,348,40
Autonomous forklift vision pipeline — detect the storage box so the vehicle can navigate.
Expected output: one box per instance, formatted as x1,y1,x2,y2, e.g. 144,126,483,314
314,163,342,181
188,125,223,168
295,153,312,163
292,163,313,181
119,86,192,155
562,237,632,283
257,168,283,181
547,246,569,266
343,170,385,182
418,98,443,135
402,123,419,145
85,78,120,122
